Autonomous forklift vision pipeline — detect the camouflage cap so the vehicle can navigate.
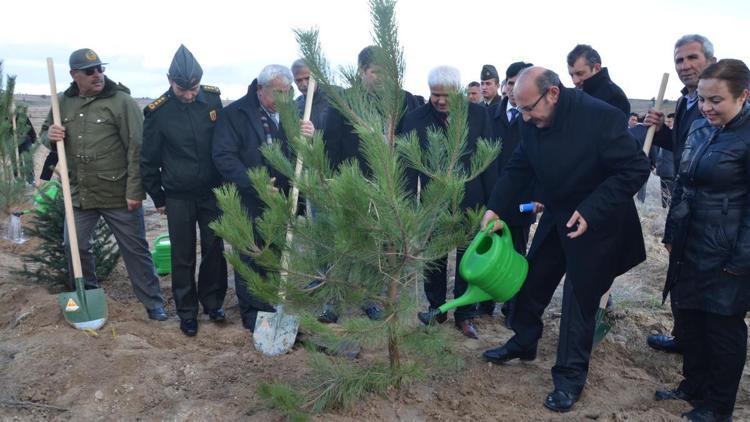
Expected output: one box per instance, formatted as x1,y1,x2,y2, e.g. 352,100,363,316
506,61,533,79
69,48,107,70
168,44,203,89
481,64,499,81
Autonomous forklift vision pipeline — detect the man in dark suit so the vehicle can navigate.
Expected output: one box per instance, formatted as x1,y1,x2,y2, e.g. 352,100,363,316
401,66,497,339
478,61,535,323
481,67,650,412
212,64,314,331
567,44,630,116
644,34,716,356
322,46,421,321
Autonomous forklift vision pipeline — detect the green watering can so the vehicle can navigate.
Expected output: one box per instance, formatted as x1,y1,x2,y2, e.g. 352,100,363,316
12,180,61,217
424,220,528,321
151,234,172,276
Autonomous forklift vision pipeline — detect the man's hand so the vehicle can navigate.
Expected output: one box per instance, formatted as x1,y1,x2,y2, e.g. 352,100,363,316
127,199,142,211
269,176,279,193
566,210,588,239
157,206,166,215
300,120,315,138
481,209,503,232
643,109,665,132
47,124,66,143
532,202,545,214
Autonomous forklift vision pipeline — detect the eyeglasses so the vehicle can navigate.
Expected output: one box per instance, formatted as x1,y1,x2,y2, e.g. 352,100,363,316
81,65,105,76
519,90,548,113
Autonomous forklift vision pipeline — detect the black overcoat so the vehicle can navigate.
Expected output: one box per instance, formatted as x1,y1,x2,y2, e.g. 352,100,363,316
580,67,630,116
663,104,750,315
212,79,291,219
323,89,421,175
489,97,535,227
399,101,497,210
488,88,650,305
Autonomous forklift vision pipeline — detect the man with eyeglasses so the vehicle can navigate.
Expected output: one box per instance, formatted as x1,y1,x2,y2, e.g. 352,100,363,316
41,48,166,321
141,45,228,337
480,66,649,412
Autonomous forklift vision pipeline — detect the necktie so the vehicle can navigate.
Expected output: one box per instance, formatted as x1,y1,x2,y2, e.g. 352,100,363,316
510,108,519,122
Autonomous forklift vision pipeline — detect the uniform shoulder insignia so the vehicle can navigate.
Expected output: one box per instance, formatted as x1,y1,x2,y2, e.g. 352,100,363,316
202,85,221,95
144,95,169,116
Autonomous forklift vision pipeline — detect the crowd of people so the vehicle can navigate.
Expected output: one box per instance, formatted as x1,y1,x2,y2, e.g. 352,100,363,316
36,32,749,420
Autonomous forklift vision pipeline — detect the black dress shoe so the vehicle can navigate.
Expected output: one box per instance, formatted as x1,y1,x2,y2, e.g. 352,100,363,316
417,308,447,326
654,388,704,406
681,407,732,422
543,389,579,413
317,304,339,324
455,319,479,339
207,308,226,322
482,344,536,364
180,319,198,337
362,302,384,321
647,334,683,354
147,307,168,321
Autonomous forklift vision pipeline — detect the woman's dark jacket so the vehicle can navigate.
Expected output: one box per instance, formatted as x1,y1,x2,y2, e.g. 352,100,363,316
663,103,750,315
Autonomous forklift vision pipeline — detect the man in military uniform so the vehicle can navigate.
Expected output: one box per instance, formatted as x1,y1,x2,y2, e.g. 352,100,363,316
141,45,228,337
480,64,501,106
42,48,166,320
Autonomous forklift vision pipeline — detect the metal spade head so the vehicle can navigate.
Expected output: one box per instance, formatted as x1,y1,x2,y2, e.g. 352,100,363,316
57,278,107,330
253,305,299,356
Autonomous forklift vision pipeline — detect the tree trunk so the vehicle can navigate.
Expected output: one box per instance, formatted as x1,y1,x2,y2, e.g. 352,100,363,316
387,272,400,371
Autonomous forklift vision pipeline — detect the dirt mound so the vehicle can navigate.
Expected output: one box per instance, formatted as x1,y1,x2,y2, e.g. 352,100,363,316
1,178,748,421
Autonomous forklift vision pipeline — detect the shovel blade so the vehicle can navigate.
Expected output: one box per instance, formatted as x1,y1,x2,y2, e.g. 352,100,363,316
253,305,299,357
57,278,108,331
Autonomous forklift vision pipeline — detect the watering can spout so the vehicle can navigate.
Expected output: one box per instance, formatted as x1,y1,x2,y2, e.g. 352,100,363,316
437,220,529,315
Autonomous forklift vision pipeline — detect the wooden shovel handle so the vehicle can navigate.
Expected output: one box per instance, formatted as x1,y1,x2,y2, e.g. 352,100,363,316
642,73,669,153
47,58,83,279
279,78,316,291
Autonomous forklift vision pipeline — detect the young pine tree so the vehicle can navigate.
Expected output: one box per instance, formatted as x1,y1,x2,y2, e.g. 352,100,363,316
211,0,500,413
0,61,28,213
16,186,121,289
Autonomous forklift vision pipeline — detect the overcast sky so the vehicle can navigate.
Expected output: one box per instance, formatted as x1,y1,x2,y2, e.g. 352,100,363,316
1,0,747,101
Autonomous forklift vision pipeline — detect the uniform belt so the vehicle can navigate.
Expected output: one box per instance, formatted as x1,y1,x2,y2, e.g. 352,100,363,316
75,154,99,163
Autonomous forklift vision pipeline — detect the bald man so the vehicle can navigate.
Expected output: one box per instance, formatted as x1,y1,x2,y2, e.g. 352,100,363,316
480,67,649,412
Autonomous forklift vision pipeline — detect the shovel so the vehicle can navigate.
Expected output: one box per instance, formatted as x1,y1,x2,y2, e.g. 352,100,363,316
594,72,669,345
47,58,108,330
253,77,316,356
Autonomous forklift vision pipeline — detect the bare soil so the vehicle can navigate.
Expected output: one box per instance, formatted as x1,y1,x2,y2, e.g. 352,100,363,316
0,104,747,421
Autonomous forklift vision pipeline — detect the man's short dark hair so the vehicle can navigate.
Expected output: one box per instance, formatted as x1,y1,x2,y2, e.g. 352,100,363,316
468,81,480,88
667,112,676,118
358,45,382,71
629,112,639,118
566,44,602,68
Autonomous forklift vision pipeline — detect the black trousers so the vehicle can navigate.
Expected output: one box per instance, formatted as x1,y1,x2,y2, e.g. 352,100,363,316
506,232,609,394
478,224,530,316
678,309,747,415
424,249,477,322
165,196,228,320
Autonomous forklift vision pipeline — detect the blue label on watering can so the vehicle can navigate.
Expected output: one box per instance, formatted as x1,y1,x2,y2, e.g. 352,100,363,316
519,202,535,213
